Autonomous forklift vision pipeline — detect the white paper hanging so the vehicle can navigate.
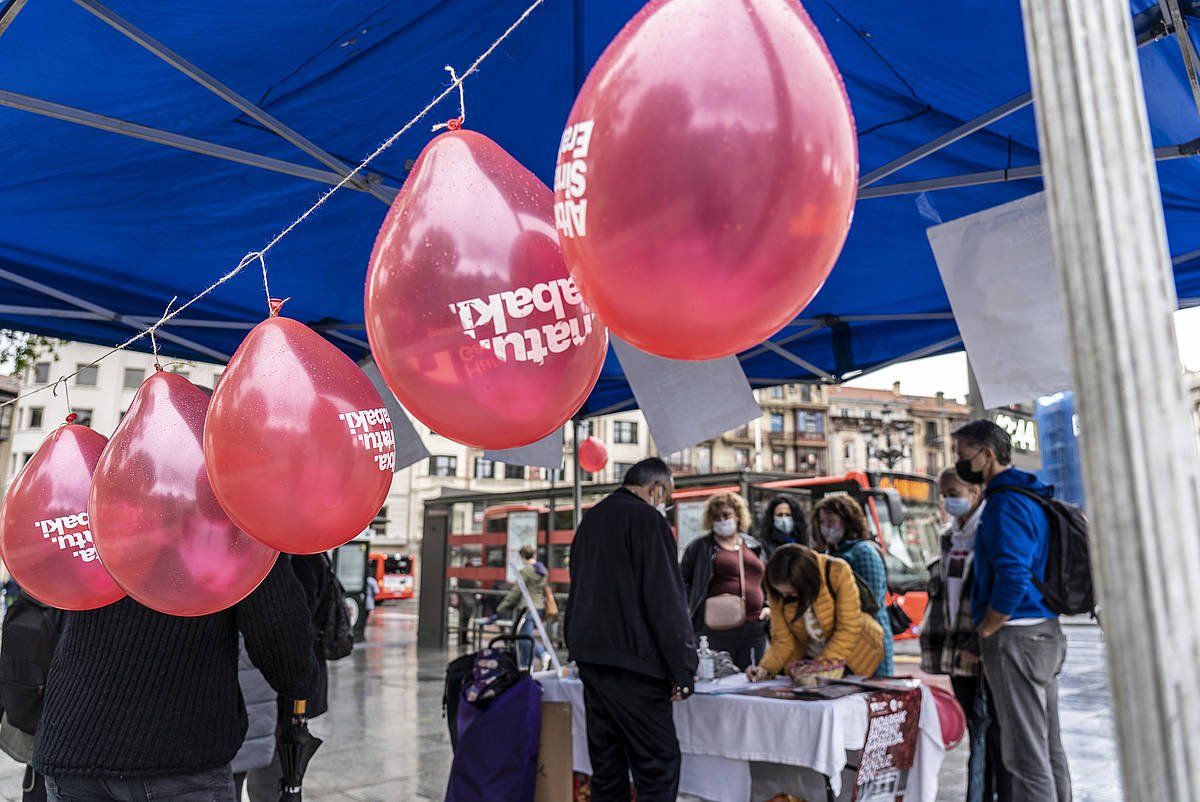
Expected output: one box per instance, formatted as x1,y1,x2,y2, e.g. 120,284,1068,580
359,357,430,471
612,337,761,457
485,428,565,470
927,192,1073,408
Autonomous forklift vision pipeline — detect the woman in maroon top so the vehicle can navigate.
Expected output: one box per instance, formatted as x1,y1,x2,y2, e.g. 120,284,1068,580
680,492,768,669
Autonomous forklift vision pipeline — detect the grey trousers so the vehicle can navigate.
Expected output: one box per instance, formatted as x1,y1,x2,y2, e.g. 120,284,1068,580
981,619,1072,802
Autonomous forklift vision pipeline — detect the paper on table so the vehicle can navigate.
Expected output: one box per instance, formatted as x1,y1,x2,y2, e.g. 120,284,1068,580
694,675,790,695
927,191,1073,408
612,337,761,456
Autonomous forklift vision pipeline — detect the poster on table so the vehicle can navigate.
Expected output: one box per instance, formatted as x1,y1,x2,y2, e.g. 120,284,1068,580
927,192,1073,408
854,689,923,801
505,510,538,583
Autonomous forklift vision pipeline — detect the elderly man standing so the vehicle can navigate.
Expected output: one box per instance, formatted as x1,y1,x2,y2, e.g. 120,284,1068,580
565,457,697,802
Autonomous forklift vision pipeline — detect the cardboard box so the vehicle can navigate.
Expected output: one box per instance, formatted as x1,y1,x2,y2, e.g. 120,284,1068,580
535,701,573,802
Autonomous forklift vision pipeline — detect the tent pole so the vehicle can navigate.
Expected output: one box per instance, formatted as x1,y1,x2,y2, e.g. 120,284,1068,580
0,0,28,37
71,0,396,205
758,340,834,380
1023,0,1200,798
1157,0,1200,114
0,89,398,196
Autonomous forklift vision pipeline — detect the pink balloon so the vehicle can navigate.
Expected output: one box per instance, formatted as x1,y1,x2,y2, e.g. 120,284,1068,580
204,310,395,554
0,422,125,610
89,371,278,616
365,130,608,449
578,436,608,474
553,0,858,360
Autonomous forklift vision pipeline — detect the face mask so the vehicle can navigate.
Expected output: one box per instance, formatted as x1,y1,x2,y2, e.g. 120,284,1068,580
713,519,737,538
774,516,795,534
955,457,985,485
820,525,843,546
656,502,667,517
944,496,972,518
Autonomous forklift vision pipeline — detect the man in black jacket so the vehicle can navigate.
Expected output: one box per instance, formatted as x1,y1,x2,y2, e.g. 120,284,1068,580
565,458,697,802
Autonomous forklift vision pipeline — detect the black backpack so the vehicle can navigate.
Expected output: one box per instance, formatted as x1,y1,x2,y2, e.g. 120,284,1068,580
986,486,1095,616
314,555,354,660
824,557,881,616
0,594,64,735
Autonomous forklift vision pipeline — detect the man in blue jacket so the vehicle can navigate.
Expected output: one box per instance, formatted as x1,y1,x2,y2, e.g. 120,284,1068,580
952,419,1071,802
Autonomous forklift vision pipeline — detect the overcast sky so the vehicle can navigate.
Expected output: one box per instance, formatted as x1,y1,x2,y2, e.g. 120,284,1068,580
847,306,1200,401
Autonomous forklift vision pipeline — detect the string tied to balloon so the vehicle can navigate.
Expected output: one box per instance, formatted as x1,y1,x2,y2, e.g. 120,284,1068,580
268,297,289,318
431,66,466,132
149,296,178,372
50,376,73,423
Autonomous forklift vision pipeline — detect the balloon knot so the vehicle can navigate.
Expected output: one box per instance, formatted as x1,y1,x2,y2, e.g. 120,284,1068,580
64,413,77,424
268,298,287,317
446,117,463,131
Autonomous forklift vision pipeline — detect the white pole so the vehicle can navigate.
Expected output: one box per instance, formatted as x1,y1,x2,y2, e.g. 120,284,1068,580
509,560,561,672
1021,1,1200,797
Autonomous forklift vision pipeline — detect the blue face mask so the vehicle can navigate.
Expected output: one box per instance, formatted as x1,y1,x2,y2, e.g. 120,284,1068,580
944,496,972,518
774,516,795,535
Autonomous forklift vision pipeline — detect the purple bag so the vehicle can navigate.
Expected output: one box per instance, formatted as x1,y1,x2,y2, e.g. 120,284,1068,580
445,674,543,802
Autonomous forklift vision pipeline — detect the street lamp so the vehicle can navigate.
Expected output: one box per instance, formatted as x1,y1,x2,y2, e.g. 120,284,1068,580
862,405,913,470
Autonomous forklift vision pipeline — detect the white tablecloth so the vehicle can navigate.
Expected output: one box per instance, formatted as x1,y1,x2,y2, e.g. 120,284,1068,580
536,672,944,802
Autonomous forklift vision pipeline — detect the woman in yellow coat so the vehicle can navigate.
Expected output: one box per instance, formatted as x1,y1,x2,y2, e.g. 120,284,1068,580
746,544,884,681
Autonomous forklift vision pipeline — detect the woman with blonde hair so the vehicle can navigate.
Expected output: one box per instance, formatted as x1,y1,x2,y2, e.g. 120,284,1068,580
812,494,893,676
746,544,884,681
680,492,768,669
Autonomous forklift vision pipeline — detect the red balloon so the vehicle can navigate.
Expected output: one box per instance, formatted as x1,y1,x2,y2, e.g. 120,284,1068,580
365,130,608,449
89,372,278,616
0,422,125,610
577,436,608,474
553,0,858,360
204,311,396,554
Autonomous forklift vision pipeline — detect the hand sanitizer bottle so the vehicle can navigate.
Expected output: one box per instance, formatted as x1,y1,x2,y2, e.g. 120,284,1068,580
697,635,715,681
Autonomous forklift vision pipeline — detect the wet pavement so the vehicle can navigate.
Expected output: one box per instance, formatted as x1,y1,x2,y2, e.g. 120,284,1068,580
0,605,1123,801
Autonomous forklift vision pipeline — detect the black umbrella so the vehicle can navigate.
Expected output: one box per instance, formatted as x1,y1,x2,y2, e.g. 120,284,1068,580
278,699,323,802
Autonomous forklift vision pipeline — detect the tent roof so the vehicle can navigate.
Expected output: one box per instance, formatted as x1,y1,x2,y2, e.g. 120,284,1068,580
0,0,1197,415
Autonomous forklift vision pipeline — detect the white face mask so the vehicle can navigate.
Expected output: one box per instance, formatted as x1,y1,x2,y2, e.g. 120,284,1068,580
944,496,972,518
774,516,795,534
713,519,737,538
820,525,844,546
656,502,667,517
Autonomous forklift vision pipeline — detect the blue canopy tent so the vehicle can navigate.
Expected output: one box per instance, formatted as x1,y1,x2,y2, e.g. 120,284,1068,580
0,0,1197,416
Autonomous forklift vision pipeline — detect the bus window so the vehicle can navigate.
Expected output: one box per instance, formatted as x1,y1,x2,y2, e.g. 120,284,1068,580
485,545,506,569
549,544,571,571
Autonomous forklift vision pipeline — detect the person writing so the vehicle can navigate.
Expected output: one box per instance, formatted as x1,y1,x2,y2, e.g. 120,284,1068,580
746,544,883,681
565,458,696,802
680,493,768,670
813,495,894,676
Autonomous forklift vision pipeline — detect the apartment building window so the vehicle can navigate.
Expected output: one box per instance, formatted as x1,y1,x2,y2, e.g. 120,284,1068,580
843,441,854,461
32,362,50,385
0,405,11,440
28,407,43,429
22,452,33,467
667,449,691,472
123,367,144,389
772,450,786,470
614,462,636,482
800,385,813,403
925,421,939,441
799,448,823,472
75,364,98,387
769,413,784,433
577,420,594,438
544,467,565,482
71,408,93,428
473,458,495,479
614,421,638,444
370,506,389,537
695,445,712,474
769,386,784,399
796,411,824,434
927,451,941,472
734,447,750,468
429,455,457,477
504,464,525,480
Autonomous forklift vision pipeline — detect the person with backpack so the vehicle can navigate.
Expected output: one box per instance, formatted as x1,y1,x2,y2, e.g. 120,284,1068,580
0,591,64,802
811,495,893,676
952,419,1072,802
31,557,317,801
746,544,883,681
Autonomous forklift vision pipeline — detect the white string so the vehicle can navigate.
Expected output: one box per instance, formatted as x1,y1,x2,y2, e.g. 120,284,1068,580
247,250,271,311
431,66,466,132
50,376,71,420
0,0,548,412
149,296,177,369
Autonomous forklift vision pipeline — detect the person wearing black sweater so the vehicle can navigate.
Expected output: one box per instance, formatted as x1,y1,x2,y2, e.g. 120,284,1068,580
33,556,318,801
565,458,697,802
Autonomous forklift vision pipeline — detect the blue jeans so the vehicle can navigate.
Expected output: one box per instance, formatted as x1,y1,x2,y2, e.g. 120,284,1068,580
46,765,235,802
517,612,547,669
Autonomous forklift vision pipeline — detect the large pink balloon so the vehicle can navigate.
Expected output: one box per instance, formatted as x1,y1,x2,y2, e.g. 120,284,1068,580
365,130,608,449
89,371,278,616
553,0,858,360
204,311,396,554
0,422,125,610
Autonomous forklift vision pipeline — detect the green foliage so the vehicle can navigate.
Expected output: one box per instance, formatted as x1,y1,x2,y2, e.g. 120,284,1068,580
0,331,57,377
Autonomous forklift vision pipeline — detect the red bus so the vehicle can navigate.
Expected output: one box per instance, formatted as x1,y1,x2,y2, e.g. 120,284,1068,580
369,551,415,601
